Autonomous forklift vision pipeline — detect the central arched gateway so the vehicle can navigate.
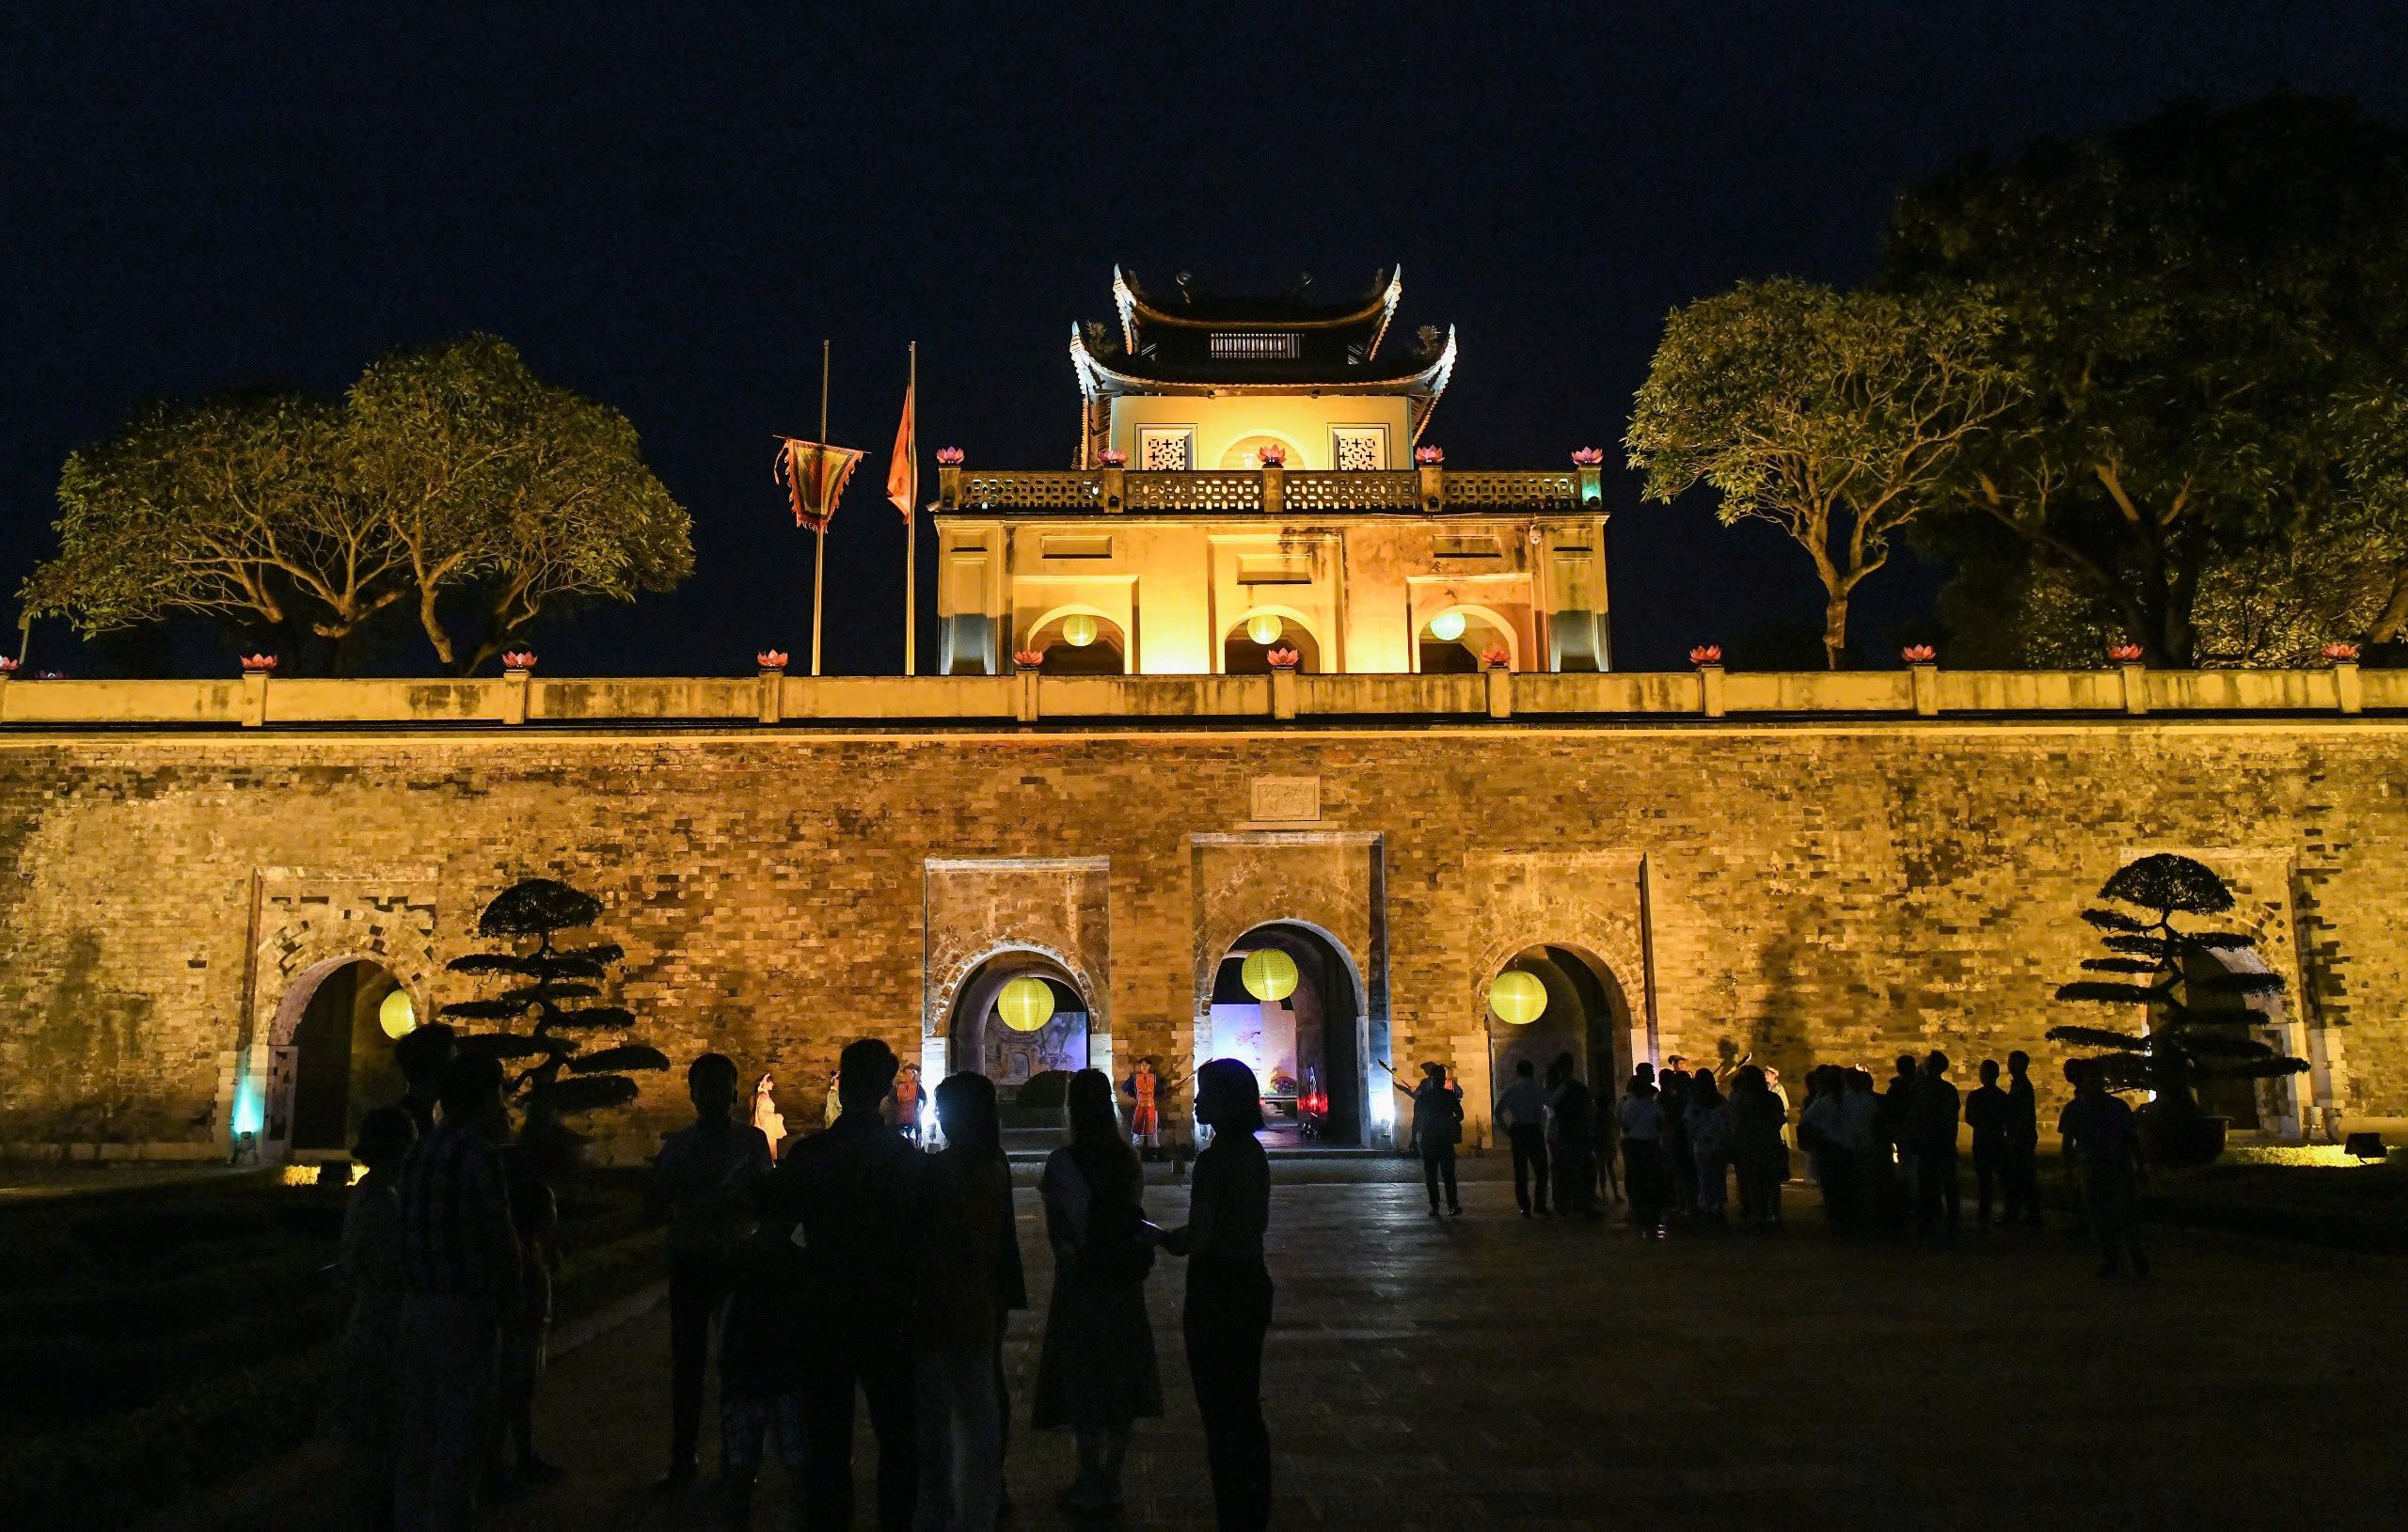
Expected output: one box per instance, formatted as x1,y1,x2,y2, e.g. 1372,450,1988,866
261,955,416,1161
1482,943,1637,1106
1203,922,1370,1147
948,948,1095,1144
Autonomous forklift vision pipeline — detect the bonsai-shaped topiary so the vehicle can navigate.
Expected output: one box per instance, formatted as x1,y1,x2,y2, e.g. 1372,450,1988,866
2046,853,2305,1128
441,877,669,1115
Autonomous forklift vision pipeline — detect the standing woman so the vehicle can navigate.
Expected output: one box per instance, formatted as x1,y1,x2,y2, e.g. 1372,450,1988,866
1032,1068,1163,1513
1163,1059,1275,1532
752,1071,786,1160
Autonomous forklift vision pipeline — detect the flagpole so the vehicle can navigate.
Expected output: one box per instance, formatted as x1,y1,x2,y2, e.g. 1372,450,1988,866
904,340,917,677
813,339,829,678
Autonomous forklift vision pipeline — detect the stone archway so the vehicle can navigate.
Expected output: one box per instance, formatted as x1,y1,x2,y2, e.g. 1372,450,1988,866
1204,920,1373,1146
1481,943,1636,1108
261,954,415,1160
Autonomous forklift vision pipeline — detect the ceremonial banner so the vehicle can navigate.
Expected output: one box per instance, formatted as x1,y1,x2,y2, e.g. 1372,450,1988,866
774,438,865,534
885,375,917,519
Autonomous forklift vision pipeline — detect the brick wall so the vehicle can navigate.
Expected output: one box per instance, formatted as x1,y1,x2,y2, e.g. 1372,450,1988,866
0,718,2400,1157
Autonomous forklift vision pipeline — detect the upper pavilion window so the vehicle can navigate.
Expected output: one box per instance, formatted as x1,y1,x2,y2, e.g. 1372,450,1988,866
1208,332,1301,359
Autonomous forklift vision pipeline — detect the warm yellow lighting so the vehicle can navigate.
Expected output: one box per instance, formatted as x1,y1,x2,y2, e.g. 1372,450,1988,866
1245,612,1284,646
378,988,417,1040
1488,970,1546,1025
1241,947,1299,1003
1061,614,1099,649
997,975,1055,1033
1427,609,1466,643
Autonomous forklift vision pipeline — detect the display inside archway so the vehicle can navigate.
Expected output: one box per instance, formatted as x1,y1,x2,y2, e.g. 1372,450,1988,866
377,987,417,1039
1488,969,1547,1025
442,877,668,1116
1242,946,1300,1003
997,974,1056,1033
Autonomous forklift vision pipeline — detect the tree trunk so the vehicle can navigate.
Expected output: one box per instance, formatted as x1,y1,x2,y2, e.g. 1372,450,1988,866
2369,560,2408,643
1822,590,1850,671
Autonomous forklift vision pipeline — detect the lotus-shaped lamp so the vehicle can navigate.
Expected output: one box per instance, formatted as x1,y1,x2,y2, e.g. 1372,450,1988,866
934,446,965,466
239,654,277,672
1255,443,1287,467
1096,448,1128,467
756,649,790,671
1687,644,1723,667
1481,646,1511,670
1901,643,1938,664
1265,646,1301,670
2322,641,2362,662
502,650,538,671
0,656,17,675
2107,642,2145,663
1413,444,1445,466
1012,649,1045,670
1569,447,1606,466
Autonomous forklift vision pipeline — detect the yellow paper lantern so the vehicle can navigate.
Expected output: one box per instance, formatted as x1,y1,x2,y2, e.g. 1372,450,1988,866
1245,612,1284,646
1427,608,1467,643
1488,970,1546,1025
1062,614,1099,648
1241,947,1299,1003
377,987,417,1039
997,975,1055,1033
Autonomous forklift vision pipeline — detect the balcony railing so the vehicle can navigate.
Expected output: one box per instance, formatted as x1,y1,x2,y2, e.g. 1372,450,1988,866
939,464,1599,515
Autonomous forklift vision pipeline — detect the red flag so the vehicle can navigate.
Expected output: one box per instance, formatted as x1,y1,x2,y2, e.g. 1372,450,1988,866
774,438,865,534
885,376,917,519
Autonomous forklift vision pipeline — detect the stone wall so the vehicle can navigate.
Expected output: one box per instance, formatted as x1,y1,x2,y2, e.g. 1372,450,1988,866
0,717,2400,1159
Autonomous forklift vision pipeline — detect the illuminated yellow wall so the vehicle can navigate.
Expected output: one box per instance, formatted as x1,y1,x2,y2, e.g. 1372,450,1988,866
1108,396,1415,469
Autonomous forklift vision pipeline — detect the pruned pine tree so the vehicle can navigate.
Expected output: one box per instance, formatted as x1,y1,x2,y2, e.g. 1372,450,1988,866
2046,853,2305,1116
442,877,667,1115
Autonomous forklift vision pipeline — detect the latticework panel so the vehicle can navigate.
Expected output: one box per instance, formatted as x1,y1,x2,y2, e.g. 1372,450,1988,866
1281,471,1420,512
1122,471,1264,512
1445,471,1581,509
960,472,1104,509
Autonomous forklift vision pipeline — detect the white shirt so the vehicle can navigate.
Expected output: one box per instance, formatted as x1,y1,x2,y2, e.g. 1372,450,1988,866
1616,1094,1665,1142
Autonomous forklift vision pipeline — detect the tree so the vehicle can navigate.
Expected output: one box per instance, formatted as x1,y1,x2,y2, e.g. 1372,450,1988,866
2046,854,2305,1153
441,877,668,1117
1890,95,2408,667
21,392,406,661
343,336,693,674
1625,278,2019,669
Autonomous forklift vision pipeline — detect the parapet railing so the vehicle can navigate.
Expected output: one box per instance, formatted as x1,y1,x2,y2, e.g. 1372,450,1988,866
938,464,1598,515
0,662,2396,731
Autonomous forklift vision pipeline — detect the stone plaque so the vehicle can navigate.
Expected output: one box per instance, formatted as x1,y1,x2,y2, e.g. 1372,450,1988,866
1249,775,1320,824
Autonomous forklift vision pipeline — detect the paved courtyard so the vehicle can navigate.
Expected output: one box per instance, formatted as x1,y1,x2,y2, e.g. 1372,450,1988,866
231,1167,2405,1530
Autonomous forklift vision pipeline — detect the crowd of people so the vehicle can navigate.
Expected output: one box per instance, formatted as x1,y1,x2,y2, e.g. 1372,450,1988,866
328,1024,1275,1532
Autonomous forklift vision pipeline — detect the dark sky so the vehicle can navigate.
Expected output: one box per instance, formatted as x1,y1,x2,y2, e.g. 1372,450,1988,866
7,2,2406,676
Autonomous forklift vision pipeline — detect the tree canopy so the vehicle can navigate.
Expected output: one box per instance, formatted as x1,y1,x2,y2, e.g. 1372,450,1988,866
1625,278,2018,668
21,336,691,673
1889,94,2408,667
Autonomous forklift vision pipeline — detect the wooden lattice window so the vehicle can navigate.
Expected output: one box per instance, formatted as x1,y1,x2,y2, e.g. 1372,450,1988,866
1330,425,1389,471
1137,428,1194,471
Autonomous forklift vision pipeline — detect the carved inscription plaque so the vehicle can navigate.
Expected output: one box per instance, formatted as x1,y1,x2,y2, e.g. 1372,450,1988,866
1249,775,1320,824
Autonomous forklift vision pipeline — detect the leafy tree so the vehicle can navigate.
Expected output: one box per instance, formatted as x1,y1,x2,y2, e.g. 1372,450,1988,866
1625,278,2019,669
441,877,668,1116
1890,95,2408,667
2046,853,2305,1127
21,392,405,661
343,336,693,674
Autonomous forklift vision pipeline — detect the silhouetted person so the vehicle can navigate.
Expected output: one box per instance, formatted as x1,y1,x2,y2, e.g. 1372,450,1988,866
913,1072,1015,1532
1658,1056,1696,1214
1546,1053,1601,1218
1798,1065,1861,1230
648,1052,775,1491
391,1022,457,1139
1729,1065,1787,1228
1615,1071,1667,1237
2059,1063,2150,1277
718,1177,809,1530
1965,1060,2010,1228
1390,1062,1463,1216
1495,1059,1550,1217
1164,1059,1275,1532
1685,1067,1733,1224
393,1051,520,1532
2003,1050,2043,1227
332,1104,416,1532
780,1037,927,1529
1034,1067,1163,1514
1912,1051,1962,1236
1848,1067,1893,1228
495,1178,561,1495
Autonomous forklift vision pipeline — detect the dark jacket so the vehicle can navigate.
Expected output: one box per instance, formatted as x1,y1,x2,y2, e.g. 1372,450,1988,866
770,1111,926,1336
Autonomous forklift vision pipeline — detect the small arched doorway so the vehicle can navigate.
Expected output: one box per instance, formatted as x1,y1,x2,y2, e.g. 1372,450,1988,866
264,956,414,1161
1416,606,1516,674
1483,944,1634,1108
1222,613,1323,674
950,951,1093,1143
1026,609,1130,675
1206,923,1369,1147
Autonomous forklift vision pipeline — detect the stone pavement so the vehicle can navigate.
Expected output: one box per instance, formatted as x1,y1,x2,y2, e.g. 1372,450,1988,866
234,1171,2406,1530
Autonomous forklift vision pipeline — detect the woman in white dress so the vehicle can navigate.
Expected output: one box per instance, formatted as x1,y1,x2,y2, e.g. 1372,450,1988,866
751,1071,786,1159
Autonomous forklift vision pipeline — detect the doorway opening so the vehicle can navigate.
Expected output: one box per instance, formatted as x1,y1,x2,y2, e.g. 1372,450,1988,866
1206,923,1368,1147
1482,944,1635,1109
266,957,412,1161
949,951,1092,1146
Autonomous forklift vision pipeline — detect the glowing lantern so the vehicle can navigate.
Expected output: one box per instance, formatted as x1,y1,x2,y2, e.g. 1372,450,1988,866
997,975,1055,1033
1241,947,1299,1003
1427,609,1467,643
1062,614,1099,648
377,987,418,1039
1487,970,1546,1025
1245,612,1284,646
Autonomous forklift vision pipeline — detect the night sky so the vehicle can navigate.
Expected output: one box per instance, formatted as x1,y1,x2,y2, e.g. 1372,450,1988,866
7,3,2406,677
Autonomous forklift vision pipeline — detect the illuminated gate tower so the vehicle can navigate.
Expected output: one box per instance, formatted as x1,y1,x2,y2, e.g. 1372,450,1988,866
933,266,1612,677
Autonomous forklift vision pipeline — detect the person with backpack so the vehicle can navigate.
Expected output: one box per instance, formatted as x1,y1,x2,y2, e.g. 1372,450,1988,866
1386,1060,1464,1216
1163,1058,1275,1532
1032,1067,1163,1514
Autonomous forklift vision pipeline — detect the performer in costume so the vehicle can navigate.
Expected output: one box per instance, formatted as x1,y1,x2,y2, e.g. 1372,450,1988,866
751,1071,786,1159
1123,1057,1162,1158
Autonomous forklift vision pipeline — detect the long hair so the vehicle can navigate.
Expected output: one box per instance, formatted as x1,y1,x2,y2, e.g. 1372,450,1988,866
936,1070,1002,1163
1064,1067,1136,1198
1196,1057,1265,1134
